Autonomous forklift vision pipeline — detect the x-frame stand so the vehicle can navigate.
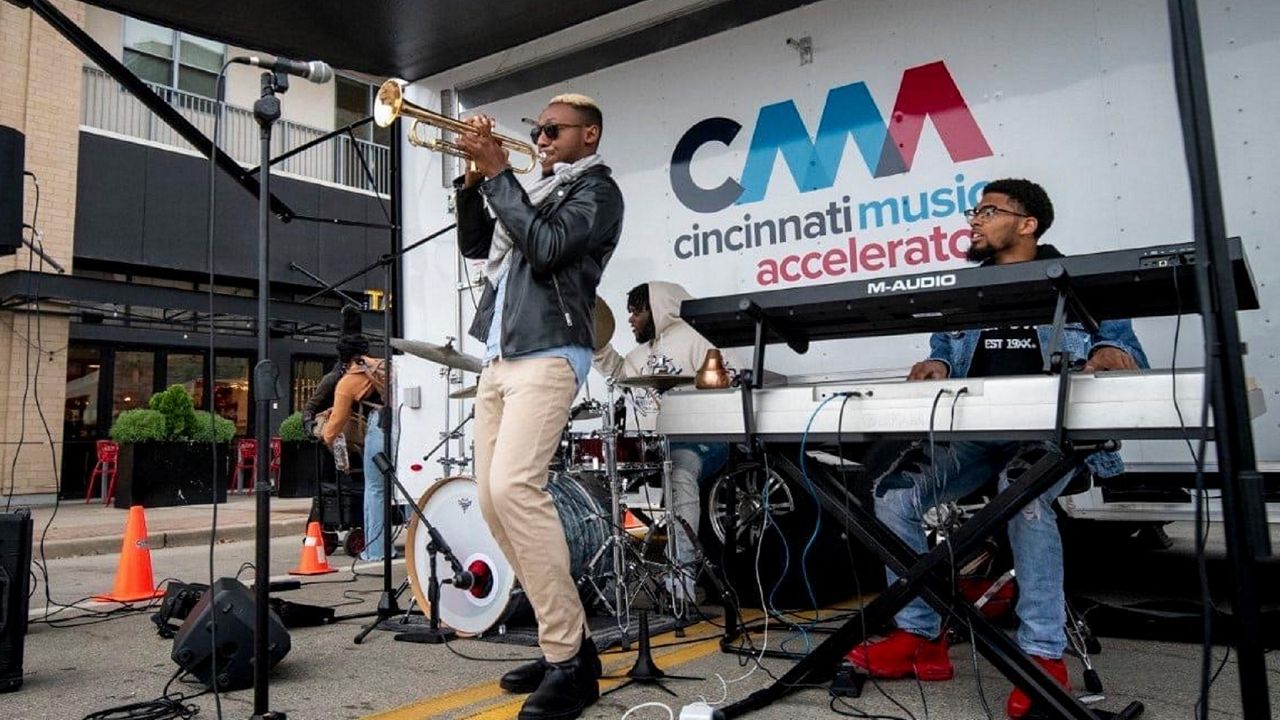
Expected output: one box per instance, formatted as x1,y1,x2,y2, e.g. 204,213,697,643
717,268,1143,720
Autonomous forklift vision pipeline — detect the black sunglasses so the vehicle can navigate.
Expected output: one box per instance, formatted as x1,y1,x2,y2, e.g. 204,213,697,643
528,122,587,143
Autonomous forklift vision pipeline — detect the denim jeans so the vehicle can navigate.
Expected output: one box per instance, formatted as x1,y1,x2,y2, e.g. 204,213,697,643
360,409,387,561
667,441,730,567
873,440,1073,658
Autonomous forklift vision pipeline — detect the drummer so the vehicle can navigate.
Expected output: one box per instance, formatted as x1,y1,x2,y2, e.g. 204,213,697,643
592,281,730,601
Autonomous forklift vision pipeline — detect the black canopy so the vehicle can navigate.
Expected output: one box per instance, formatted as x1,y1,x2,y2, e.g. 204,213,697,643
81,0,646,81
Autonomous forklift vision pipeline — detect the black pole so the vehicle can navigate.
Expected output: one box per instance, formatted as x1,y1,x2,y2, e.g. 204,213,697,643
299,223,456,306
379,116,402,609
1167,2,1272,718
251,71,285,720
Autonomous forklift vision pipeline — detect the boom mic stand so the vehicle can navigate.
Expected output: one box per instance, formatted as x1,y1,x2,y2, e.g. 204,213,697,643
348,409,474,641
367,451,475,644
302,218,460,643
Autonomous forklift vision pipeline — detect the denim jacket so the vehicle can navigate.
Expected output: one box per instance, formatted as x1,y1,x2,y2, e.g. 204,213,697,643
926,257,1149,477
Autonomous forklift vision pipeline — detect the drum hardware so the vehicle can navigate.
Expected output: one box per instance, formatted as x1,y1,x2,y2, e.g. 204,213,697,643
599,376,629,644
569,398,605,421
599,610,703,698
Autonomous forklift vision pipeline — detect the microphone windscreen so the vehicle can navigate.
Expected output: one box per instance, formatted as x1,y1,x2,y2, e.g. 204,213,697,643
308,61,334,84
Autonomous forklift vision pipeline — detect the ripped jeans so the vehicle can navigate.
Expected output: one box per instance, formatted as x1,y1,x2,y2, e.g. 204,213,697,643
874,440,1073,658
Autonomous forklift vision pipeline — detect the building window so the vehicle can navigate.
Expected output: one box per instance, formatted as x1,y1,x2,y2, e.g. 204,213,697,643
335,76,391,146
292,357,332,413
113,350,155,419
215,357,251,436
166,353,207,408
123,18,225,98
65,347,103,440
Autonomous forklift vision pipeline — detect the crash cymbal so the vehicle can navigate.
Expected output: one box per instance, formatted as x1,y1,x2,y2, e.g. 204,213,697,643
615,374,695,392
593,297,615,352
449,384,478,399
391,338,483,374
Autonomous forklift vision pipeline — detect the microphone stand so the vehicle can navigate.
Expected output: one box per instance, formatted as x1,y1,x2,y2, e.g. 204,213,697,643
250,68,287,720
366,452,474,645
347,409,473,641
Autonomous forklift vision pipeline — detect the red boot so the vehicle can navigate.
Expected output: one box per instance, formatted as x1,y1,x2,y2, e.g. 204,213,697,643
846,629,955,681
1006,655,1071,719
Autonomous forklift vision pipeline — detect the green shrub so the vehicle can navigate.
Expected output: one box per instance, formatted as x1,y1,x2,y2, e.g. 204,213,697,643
149,385,199,440
109,409,167,443
278,412,307,442
190,411,236,443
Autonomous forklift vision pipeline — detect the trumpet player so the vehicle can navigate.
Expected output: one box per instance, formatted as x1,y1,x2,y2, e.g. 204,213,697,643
455,94,624,720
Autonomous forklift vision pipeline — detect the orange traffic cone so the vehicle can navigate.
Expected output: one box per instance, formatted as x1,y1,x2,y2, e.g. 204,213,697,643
624,510,647,539
95,505,165,603
289,521,337,575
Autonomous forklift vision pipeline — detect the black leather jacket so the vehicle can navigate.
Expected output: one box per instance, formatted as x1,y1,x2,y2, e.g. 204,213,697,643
457,165,624,356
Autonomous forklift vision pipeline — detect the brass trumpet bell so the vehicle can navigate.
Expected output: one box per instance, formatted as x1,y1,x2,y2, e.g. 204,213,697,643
695,349,732,390
374,79,540,174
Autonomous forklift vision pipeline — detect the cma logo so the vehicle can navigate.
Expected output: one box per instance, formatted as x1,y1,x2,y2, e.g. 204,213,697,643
670,61,992,213
866,273,957,295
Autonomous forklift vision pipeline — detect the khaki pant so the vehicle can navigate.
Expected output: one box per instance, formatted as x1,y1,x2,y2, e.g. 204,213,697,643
474,357,585,662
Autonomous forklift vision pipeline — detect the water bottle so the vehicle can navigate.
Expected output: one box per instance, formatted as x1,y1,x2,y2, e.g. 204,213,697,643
332,433,350,473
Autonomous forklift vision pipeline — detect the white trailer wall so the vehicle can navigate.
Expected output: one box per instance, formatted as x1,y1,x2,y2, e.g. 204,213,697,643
392,0,1280,502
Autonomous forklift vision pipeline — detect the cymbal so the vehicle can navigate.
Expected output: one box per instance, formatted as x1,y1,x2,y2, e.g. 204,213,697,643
391,338,483,374
615,374,695,392
593,297,614,352
449,384,478,399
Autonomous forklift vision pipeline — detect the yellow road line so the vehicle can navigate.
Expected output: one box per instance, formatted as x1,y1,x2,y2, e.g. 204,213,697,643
361,679,508,720
363,613,759,720
462,636,727,720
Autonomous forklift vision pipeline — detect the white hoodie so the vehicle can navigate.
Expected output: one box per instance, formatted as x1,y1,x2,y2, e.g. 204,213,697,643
593,281,723,430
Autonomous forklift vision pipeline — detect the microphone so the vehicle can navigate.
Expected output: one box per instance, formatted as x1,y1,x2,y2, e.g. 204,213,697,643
232,55,333,83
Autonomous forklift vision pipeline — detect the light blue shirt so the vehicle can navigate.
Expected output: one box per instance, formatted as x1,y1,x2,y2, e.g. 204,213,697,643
484,266,591,388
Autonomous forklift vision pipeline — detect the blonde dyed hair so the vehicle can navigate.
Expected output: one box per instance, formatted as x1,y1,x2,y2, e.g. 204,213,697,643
548,93,603,132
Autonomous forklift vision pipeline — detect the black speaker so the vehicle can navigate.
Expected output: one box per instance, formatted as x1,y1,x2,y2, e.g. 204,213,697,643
0,510,34,693
0,126,23,257
151,581,209,639
170,578,291,691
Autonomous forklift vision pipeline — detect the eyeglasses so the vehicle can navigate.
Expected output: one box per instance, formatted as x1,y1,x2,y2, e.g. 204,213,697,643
528,122,587,143
963,205,1030,221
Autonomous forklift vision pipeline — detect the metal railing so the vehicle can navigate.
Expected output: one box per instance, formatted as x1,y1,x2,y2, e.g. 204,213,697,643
81,66,390,194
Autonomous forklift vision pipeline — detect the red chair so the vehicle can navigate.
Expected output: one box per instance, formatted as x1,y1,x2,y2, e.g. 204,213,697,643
230,438,258,494
84,440,120,505
269,437,282,486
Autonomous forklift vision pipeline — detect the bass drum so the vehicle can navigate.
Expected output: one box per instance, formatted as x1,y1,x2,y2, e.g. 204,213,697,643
406,473,612,636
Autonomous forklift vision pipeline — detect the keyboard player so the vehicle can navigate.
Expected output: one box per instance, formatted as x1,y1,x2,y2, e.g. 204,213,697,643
846,178,1149,719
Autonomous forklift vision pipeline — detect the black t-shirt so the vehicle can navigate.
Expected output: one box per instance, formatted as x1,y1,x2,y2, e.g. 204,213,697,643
968,326,1042,377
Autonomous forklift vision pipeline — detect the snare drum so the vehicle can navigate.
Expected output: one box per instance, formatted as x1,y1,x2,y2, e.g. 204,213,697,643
406,473,612,636
567,432,665,472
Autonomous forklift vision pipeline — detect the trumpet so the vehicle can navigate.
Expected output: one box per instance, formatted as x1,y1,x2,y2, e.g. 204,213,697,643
373,79,540,174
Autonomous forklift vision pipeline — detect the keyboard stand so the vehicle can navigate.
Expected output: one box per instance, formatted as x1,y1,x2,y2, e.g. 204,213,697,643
718,268,1143,719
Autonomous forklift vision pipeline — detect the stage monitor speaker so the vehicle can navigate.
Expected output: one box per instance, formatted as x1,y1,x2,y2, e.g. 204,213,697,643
0,126,23,257
0,509,34,693
170,577,291,691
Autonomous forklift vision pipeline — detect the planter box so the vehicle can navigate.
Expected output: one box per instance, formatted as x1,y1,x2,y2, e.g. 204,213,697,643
113,443,230,508
277,441,333,499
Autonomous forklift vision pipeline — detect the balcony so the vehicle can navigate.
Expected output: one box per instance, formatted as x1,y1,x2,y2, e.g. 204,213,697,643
80,65,389,195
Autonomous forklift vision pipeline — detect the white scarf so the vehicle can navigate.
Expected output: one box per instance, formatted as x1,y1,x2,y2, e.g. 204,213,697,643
485,153,606,285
